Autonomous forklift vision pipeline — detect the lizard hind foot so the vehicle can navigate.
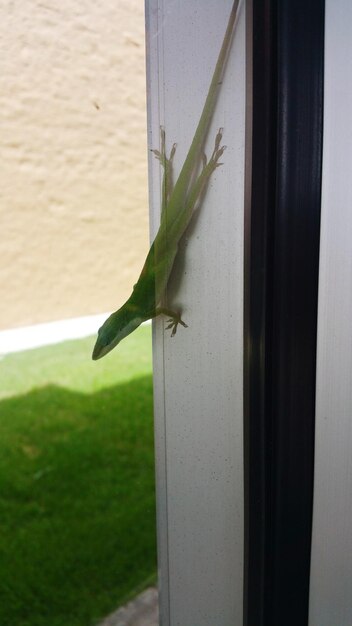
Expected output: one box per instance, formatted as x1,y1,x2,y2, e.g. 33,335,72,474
165,315,188,337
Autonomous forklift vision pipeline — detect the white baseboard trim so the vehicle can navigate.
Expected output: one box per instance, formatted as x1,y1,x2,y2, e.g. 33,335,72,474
0,313,112,355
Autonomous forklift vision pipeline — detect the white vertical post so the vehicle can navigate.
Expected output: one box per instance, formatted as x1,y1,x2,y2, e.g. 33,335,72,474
309,1,352,624
145,2,245,625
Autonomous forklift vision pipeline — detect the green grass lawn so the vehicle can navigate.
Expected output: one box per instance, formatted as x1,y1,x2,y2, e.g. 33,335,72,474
0,325,156,626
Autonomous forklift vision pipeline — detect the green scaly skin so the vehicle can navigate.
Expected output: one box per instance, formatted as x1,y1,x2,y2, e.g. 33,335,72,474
92,0,239,360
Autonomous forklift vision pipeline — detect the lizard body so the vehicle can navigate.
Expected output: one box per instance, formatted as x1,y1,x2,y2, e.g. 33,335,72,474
92,0,239,360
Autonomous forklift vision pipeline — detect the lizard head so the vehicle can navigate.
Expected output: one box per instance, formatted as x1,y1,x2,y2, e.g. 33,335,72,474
92,304,144,360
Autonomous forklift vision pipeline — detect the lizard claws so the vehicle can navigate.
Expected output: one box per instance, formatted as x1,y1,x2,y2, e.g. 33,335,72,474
165,316,188,337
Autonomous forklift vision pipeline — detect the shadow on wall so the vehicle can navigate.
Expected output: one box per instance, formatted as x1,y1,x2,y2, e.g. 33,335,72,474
0,376,156,626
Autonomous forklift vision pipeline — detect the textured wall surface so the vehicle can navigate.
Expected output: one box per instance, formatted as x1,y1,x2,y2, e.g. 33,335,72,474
0,0,148,330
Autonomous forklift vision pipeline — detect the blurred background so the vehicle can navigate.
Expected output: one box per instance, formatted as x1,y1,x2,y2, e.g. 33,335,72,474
1,0,149,330
0,2,157,625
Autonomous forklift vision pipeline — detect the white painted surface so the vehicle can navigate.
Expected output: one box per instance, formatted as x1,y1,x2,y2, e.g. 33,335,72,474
145,2,245,624
309,1,352,624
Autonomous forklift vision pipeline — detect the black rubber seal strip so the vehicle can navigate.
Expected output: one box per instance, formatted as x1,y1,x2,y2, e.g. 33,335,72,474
244,1,325,625
243,1,277,624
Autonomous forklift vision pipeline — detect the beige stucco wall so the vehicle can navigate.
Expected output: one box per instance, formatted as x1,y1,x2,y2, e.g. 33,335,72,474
0,0,148,330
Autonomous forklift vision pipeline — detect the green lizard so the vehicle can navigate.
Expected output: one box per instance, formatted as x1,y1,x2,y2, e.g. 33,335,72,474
92,0,239,360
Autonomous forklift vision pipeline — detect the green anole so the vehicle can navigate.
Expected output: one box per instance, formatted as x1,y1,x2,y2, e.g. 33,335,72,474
92,0,239,360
